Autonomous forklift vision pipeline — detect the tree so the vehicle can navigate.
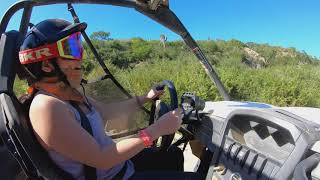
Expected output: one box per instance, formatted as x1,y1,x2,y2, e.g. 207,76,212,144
90,31,111,40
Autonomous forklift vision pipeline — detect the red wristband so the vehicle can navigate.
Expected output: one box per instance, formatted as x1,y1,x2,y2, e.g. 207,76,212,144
139,130,153,147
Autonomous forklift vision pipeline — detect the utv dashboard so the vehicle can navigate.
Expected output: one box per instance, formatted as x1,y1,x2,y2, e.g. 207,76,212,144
191,109,320,180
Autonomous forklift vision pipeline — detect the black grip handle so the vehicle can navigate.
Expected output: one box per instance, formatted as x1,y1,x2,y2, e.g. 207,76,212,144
155,84,165,91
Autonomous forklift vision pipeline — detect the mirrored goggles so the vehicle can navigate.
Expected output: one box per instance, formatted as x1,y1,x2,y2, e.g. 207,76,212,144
19,32,83,64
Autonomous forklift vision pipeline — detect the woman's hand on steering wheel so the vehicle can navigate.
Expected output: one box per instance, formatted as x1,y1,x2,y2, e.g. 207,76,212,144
144,85,165,102
147,108,183,137
147,80,179,151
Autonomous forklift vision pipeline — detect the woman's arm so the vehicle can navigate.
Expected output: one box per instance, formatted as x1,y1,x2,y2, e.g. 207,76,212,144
30,94,180,170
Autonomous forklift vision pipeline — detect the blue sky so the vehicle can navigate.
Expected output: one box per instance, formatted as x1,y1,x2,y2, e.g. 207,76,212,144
1,0,320,58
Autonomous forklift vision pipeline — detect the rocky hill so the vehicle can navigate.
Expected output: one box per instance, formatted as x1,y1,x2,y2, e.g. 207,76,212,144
201,39,320,68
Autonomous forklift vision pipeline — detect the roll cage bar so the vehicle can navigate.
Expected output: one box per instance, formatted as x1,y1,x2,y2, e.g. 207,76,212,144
0,0,231,101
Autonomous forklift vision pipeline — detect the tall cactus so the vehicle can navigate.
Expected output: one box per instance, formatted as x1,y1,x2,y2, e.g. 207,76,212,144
160,34,167,48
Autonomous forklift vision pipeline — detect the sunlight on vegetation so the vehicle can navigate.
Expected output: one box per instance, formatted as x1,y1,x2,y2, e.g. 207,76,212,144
14,37,320,108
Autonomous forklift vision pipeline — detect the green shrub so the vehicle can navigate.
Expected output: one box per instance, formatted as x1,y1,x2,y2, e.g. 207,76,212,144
13,38,320,108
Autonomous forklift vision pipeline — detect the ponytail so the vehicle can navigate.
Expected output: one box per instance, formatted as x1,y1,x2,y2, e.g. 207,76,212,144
18,86,38,116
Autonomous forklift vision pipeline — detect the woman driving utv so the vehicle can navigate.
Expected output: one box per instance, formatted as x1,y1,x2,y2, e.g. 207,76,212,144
18,19,202,180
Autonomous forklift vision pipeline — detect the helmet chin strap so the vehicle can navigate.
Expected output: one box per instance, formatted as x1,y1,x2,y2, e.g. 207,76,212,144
49,60,91,106
50,60,71,86
26,59,89,104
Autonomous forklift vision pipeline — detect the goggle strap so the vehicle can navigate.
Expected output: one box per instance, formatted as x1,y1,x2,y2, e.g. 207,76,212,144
19,43,59,64
19,32,83,64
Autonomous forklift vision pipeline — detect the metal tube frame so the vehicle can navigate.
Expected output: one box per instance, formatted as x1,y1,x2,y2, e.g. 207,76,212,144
0,0,231,101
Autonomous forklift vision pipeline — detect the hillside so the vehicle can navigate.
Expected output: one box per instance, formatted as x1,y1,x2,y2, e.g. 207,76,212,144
82,38,319,70
14,38,320,107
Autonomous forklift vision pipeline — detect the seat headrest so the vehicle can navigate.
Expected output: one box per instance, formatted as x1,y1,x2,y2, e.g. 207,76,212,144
0,31,20,94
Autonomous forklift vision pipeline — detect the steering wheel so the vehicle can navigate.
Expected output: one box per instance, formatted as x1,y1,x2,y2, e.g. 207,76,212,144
149,80,178,151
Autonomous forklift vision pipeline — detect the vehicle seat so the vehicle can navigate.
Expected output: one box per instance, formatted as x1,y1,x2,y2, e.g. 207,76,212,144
0,30,75,180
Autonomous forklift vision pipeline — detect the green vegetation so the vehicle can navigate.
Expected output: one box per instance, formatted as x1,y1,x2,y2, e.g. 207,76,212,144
14,33,320,108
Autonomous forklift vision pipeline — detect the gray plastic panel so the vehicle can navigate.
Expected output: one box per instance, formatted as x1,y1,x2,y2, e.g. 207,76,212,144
203,108,319,180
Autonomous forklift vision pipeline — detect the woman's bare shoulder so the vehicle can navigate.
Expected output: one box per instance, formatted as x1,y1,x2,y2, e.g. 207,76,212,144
30,93,70,114
29,93,78,149
29,93,74,130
